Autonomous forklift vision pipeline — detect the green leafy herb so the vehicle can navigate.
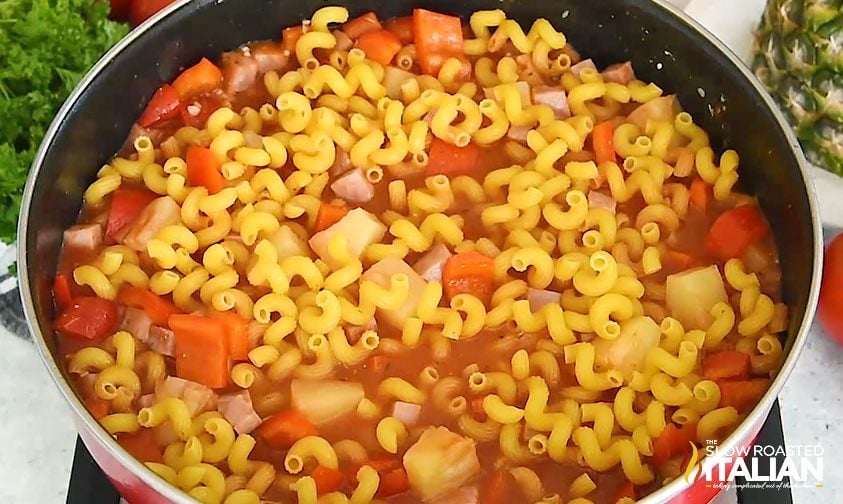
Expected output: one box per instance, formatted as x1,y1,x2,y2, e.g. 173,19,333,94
0,0,128,243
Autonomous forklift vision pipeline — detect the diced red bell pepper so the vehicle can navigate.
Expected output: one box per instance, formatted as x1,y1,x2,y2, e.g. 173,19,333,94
55,297,119,342
705,205,770,260
179,94,225,129
53,273,73,311
427,139,480,176
105,187,157,240
138,84,183,128
186,146,226,194
384,16,414,44
702,351,751,381
172,58,223,101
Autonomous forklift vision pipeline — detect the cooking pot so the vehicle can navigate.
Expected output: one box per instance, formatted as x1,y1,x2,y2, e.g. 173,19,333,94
17,0,822,502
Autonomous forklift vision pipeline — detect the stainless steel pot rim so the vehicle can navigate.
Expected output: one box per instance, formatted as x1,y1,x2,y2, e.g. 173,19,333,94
15,1,823,503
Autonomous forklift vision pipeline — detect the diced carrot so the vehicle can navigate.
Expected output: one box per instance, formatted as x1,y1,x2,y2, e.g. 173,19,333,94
105,187,158,240
256,409,318,449
342,12,382,40
482,469,509,504
85,395,110,421
367,354,389,374
689,177,711,211
615,480,637,501
281,25,306,53
592,121,617,165
186,145,226,194
118,287,181,327
212,310,250,361
138,84,183,128
706,205,770,260
413,8,464,75
717,379,769,410
652,422,696,467
384,16,414,44
171,58,223,100
53,273,73,311
702,351,751,381
469,396,487,421
377,468,410,498
169,314,229,389
312,465,346,495
664,249,694,271
315,202,349,232
427,139,481,176
442,251,495,305
118,429,163,463
355,29,403,66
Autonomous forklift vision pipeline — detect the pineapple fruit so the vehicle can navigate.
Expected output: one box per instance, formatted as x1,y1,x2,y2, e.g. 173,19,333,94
752,0,843,174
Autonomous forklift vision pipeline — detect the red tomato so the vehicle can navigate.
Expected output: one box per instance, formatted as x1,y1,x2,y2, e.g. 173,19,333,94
180,94,224,129
55,297,119,342
109,0,131,21
129,0,176,27
819,233,843,345
137,84,182,128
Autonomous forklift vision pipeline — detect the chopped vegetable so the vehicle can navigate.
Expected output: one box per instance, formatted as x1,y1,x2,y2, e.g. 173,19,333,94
354,457,401,476
281,25,306,53
362,257,428,326
705,205,770,261
0,0,128,243
180,94,224,129
169,314,229,389
118,287,180,326
53,273,73,310
309,208,386,268
355,29,403,66
129,0,175,26
186,145,226,194
118,429,163,463
665,265,728,330
290,379,364,426
378,468,411,498
268,225,310,259
819,233,843,345
615,480,637,501
384,16,414,44
717,379,769,410
626,95,679,130
663,249,694,271
257,409,319,449
592,121,617,165
402,427,480,501
312,465,346,495
314,202,350,232
137,84,182,128
56,297,119,341
105,187,158,240
85,395,111,421
689,177,710,211
212,311,249,361
702,351,751,381
367,354,389,374
652,422,695,466
122,196,182,252
172,58,223,100
427,139,481,176
413,9,464,75
593,316,660,381
482,468,508,504
442,251,495,305
342,12,382,40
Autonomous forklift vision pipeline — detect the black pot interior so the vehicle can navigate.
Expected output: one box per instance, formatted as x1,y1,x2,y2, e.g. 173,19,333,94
24,0,816,360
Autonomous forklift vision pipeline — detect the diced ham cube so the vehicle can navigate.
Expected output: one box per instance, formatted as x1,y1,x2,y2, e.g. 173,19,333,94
602,61,636,85
329,149,354,178
161,377,216,416
122,196,182,252
506,125,531,143
139,393,157,409
221,51,260,94
147,325,176,357
250,41,292,74
345,318,377,344
309,208,386,268
403,427,481,501
362,257,427,327
218,391,262,434
63,224,103,254
429,486,479,504
588,191,617,214
330,168,375,203
119,307,152,341
532,86,571,119
527,288,562,312
570,58,597,79
391,401,422,427
333,30,354,52
413,244,452,282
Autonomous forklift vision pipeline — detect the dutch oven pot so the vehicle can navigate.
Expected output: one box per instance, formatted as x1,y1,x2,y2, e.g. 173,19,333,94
17,0,822,502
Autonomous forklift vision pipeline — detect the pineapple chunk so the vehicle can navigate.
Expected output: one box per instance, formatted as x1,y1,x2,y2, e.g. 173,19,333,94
268,225,309,259
627,95,680,130
593,316,660,380
362,257,427,327
665,265,728,330
290,379,364,426
309,208,386,268
403,427,480,501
